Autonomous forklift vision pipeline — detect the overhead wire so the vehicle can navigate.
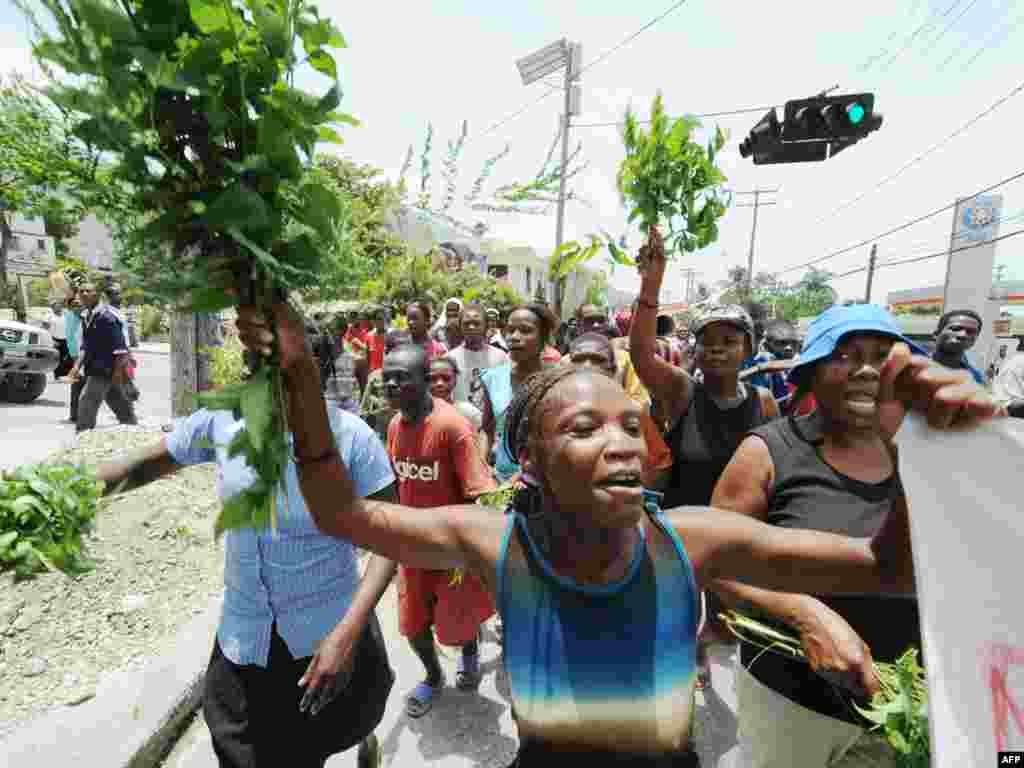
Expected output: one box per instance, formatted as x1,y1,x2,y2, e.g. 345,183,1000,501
464,0,694,145
919,0,984,55
827,227,1024,281
877,0,964,72
804,78,1024,230
775,167,1024,276
573,104,779,128
951,9,1024,72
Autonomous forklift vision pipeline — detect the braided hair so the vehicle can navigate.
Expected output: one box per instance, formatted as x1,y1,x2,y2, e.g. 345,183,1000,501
501,365,593,552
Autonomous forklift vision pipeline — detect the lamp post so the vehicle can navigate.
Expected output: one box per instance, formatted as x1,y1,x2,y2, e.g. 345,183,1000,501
516,39,582,316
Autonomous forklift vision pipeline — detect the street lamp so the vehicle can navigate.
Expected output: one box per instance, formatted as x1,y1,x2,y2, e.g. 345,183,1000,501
516,39,582,315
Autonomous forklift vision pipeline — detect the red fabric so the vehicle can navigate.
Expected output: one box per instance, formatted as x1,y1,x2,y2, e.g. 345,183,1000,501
398,568,494,645
790,385,817,416
365,331,386,372
387,398,496,643
542,345,562,365
387,398,495,508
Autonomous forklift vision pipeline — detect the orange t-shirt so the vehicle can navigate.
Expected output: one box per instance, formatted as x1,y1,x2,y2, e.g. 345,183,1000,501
640,412,673,472
365,331,386,372
387,397,496,508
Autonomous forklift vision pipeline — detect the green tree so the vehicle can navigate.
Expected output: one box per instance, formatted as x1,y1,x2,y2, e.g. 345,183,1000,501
771,269,838,321
359,247,525,318
25,0,354,536
0,72,100,304
302,155,406,302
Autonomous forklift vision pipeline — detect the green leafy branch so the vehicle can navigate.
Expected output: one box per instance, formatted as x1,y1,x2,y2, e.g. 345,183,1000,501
25,0,355,535
616,92,731,258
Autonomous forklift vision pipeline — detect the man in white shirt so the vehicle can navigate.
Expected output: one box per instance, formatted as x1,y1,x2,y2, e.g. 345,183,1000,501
994,340,1024,418
446,305,508,405
50,302,71,380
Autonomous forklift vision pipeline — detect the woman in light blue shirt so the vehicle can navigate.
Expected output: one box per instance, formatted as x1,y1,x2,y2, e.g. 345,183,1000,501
95,406,397,768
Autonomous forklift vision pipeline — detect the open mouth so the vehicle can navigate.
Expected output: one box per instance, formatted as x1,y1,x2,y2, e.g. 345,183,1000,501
596,474,642,489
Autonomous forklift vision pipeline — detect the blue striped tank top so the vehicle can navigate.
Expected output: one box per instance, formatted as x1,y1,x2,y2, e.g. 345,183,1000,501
496,496,700,763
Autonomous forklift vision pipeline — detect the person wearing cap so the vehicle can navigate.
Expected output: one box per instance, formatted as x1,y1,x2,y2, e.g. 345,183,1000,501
932,309,985,384
711,303,946,768
632,231,780,690
740,319,802,412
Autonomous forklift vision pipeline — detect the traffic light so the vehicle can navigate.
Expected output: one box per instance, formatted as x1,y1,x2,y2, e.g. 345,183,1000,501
783,94,882,141
739,92,884,165
738,109,781,159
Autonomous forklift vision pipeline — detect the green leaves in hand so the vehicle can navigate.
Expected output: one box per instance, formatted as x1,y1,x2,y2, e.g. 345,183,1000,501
616,92,730,260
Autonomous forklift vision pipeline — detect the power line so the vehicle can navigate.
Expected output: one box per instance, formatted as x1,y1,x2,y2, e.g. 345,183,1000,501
573,104,779,128
953,10,1024,72
806,77,1024,229
576,0,693,77
859,0,960,71
776,167,1024,276
878,0,964,72
827,226,1024,281
919,0,983,56
467,0,693,144
881,226,1024,268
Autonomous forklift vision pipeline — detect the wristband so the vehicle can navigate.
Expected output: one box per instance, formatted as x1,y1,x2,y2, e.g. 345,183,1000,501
294,447,338,466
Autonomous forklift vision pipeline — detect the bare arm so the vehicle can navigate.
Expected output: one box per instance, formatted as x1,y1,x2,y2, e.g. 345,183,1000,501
630,228,690,410
279,345,504,581
479,385,496,463
674,502,913,598
94,439,181,496
341,483,400,627
757,386,781,422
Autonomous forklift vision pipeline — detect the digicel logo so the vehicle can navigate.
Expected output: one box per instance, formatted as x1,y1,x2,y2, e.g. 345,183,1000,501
394,459,441,482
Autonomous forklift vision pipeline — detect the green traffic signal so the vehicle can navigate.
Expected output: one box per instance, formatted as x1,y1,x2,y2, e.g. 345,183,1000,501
847,102,866,125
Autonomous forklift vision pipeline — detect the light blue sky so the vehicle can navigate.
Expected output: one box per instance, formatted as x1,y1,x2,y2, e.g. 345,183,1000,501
2,0,1021,304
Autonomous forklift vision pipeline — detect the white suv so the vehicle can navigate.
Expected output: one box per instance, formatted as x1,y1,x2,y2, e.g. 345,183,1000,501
0,318,58,403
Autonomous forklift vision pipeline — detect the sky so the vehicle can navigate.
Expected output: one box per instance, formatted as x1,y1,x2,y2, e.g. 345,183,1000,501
1,0,1022,306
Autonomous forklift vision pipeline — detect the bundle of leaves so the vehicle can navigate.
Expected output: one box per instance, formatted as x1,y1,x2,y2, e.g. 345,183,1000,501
475,482,516,511
721,611,929,768
615,93,731,260
25,0,356,535
0,463,104,580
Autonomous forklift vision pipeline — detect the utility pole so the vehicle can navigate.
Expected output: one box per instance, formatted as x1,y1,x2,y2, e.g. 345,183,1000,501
865,243,878,303
552,43,581,318
679,267,697,303
733,189,779,297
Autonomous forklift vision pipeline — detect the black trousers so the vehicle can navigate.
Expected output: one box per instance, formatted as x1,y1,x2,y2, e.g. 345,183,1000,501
69,376,84,422
75,374,137,432
203,616,394,768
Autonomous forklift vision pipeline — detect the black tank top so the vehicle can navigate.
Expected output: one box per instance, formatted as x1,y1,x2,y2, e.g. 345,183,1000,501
739,414,921,724
663,381,767,509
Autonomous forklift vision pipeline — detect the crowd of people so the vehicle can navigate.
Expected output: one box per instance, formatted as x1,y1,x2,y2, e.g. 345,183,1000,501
82,226,1014,768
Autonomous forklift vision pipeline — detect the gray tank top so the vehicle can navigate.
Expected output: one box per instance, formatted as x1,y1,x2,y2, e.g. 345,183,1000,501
739,413,921,724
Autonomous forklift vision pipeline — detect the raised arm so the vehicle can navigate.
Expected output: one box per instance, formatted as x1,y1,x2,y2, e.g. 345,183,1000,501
237,304,505,580
630,227,690,408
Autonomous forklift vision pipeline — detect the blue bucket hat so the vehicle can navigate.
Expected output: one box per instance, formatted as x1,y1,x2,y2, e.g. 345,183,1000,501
789,304,930,388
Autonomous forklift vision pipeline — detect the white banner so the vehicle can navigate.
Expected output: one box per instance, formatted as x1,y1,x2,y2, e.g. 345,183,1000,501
899,415,1024,767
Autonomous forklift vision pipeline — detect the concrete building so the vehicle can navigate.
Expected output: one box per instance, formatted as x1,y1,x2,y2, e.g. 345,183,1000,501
63,213,117,271
887,280,1024,311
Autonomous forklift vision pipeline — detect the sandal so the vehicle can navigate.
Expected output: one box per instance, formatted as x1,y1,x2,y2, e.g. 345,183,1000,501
406,679,442,718
456,651,482,691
